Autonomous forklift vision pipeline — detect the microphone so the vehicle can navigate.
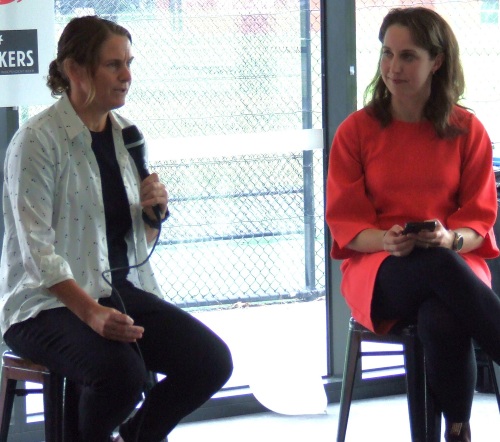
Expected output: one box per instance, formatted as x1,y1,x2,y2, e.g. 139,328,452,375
122,125,162,222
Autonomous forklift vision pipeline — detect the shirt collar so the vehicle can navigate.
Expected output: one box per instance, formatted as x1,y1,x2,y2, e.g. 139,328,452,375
55,92,124,140
54,92,88,140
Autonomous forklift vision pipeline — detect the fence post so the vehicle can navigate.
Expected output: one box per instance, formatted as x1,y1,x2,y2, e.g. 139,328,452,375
301,1,316,291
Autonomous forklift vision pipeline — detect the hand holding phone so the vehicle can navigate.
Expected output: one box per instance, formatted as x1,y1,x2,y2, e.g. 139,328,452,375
402,221,437,235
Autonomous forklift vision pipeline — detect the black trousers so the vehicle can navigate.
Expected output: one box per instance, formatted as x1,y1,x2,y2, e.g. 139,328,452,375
371,247,500,422
3,281,233,442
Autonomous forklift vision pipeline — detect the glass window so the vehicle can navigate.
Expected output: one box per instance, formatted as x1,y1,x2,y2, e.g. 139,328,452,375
481,0,499,24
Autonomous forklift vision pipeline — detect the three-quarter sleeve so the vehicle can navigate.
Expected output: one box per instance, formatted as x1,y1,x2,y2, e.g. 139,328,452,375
326,113,379,258
4,126,74,288
447,113,498,258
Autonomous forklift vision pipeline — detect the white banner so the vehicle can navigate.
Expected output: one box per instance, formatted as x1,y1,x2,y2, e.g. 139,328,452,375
0,0,55,107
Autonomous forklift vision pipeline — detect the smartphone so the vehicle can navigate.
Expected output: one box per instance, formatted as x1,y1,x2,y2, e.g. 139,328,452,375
402,221,437,235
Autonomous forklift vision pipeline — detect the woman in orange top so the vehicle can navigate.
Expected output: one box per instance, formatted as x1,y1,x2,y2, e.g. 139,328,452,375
326,7,500,441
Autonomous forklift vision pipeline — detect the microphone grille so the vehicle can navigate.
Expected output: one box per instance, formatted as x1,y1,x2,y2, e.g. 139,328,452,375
122,125,144,149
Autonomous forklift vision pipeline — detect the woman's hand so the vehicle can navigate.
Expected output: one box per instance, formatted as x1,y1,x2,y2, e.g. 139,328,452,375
405,219,454,249
347,226,415,256
383,225,416,257
140,172,168,222
87,303,144,343
49,279,144,343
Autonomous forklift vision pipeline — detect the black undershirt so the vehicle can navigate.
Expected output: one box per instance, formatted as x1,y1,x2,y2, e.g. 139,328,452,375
90,119,132,283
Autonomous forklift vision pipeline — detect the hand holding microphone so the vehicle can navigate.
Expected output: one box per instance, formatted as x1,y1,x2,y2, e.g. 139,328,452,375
122,125,168,225
140,172,169,223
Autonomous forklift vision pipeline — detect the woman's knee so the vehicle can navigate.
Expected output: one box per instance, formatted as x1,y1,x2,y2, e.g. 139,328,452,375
419,247,472,281
192,333,233,391
418,298,468,343
212,338,233,386
90,347,149,397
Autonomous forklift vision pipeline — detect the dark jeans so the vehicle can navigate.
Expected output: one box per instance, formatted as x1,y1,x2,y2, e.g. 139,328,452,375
3,281,233,442
371,247,500,422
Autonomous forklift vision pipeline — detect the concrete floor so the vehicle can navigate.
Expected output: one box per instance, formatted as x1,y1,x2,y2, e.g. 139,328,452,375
170,393,499,442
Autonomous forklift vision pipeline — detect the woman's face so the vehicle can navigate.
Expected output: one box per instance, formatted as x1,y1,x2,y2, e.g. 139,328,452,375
87,34,133,113
380,24,442,103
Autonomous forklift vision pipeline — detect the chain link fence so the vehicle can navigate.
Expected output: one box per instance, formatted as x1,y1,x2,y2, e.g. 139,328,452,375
36,1,325,309
52,0,323,138
151,150,325,307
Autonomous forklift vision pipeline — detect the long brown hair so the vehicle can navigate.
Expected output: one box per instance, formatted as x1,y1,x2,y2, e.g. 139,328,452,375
364,7,466,138
46,16,132,104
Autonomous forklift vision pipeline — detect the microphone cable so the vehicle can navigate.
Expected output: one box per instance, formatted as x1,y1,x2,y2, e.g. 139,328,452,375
101,213,162,361
101,217,161,314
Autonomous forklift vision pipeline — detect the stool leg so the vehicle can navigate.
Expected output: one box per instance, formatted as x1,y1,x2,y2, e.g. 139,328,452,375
404,337,441,442
404,336,427,442
0,376,17,442
63,379,80,442
43,372,64,442
337,327,362,442
423,367,442,442
488,357,500,413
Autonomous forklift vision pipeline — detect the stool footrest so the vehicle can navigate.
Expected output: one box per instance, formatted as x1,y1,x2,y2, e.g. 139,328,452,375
12,387,44,396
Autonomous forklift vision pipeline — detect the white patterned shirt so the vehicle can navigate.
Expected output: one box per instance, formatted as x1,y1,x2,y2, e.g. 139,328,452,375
0,93,162,335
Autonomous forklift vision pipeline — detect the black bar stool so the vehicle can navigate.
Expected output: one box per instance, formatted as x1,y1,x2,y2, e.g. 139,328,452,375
0,350,168,441
337,317,441,442
0,350,65,442
475,345,500,412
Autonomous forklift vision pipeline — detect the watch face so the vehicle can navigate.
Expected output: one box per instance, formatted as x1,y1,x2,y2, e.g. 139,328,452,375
455,233,464,251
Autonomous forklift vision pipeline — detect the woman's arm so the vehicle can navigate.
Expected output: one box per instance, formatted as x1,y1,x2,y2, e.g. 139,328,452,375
347,223,485,257
347,226,416,257
346,228,388,253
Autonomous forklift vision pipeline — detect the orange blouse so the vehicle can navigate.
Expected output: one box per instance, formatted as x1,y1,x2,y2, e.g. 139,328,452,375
326,106,499,334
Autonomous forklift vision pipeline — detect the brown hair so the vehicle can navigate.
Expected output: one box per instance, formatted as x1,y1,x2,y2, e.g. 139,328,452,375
46,16,132,103
364,7,466,138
